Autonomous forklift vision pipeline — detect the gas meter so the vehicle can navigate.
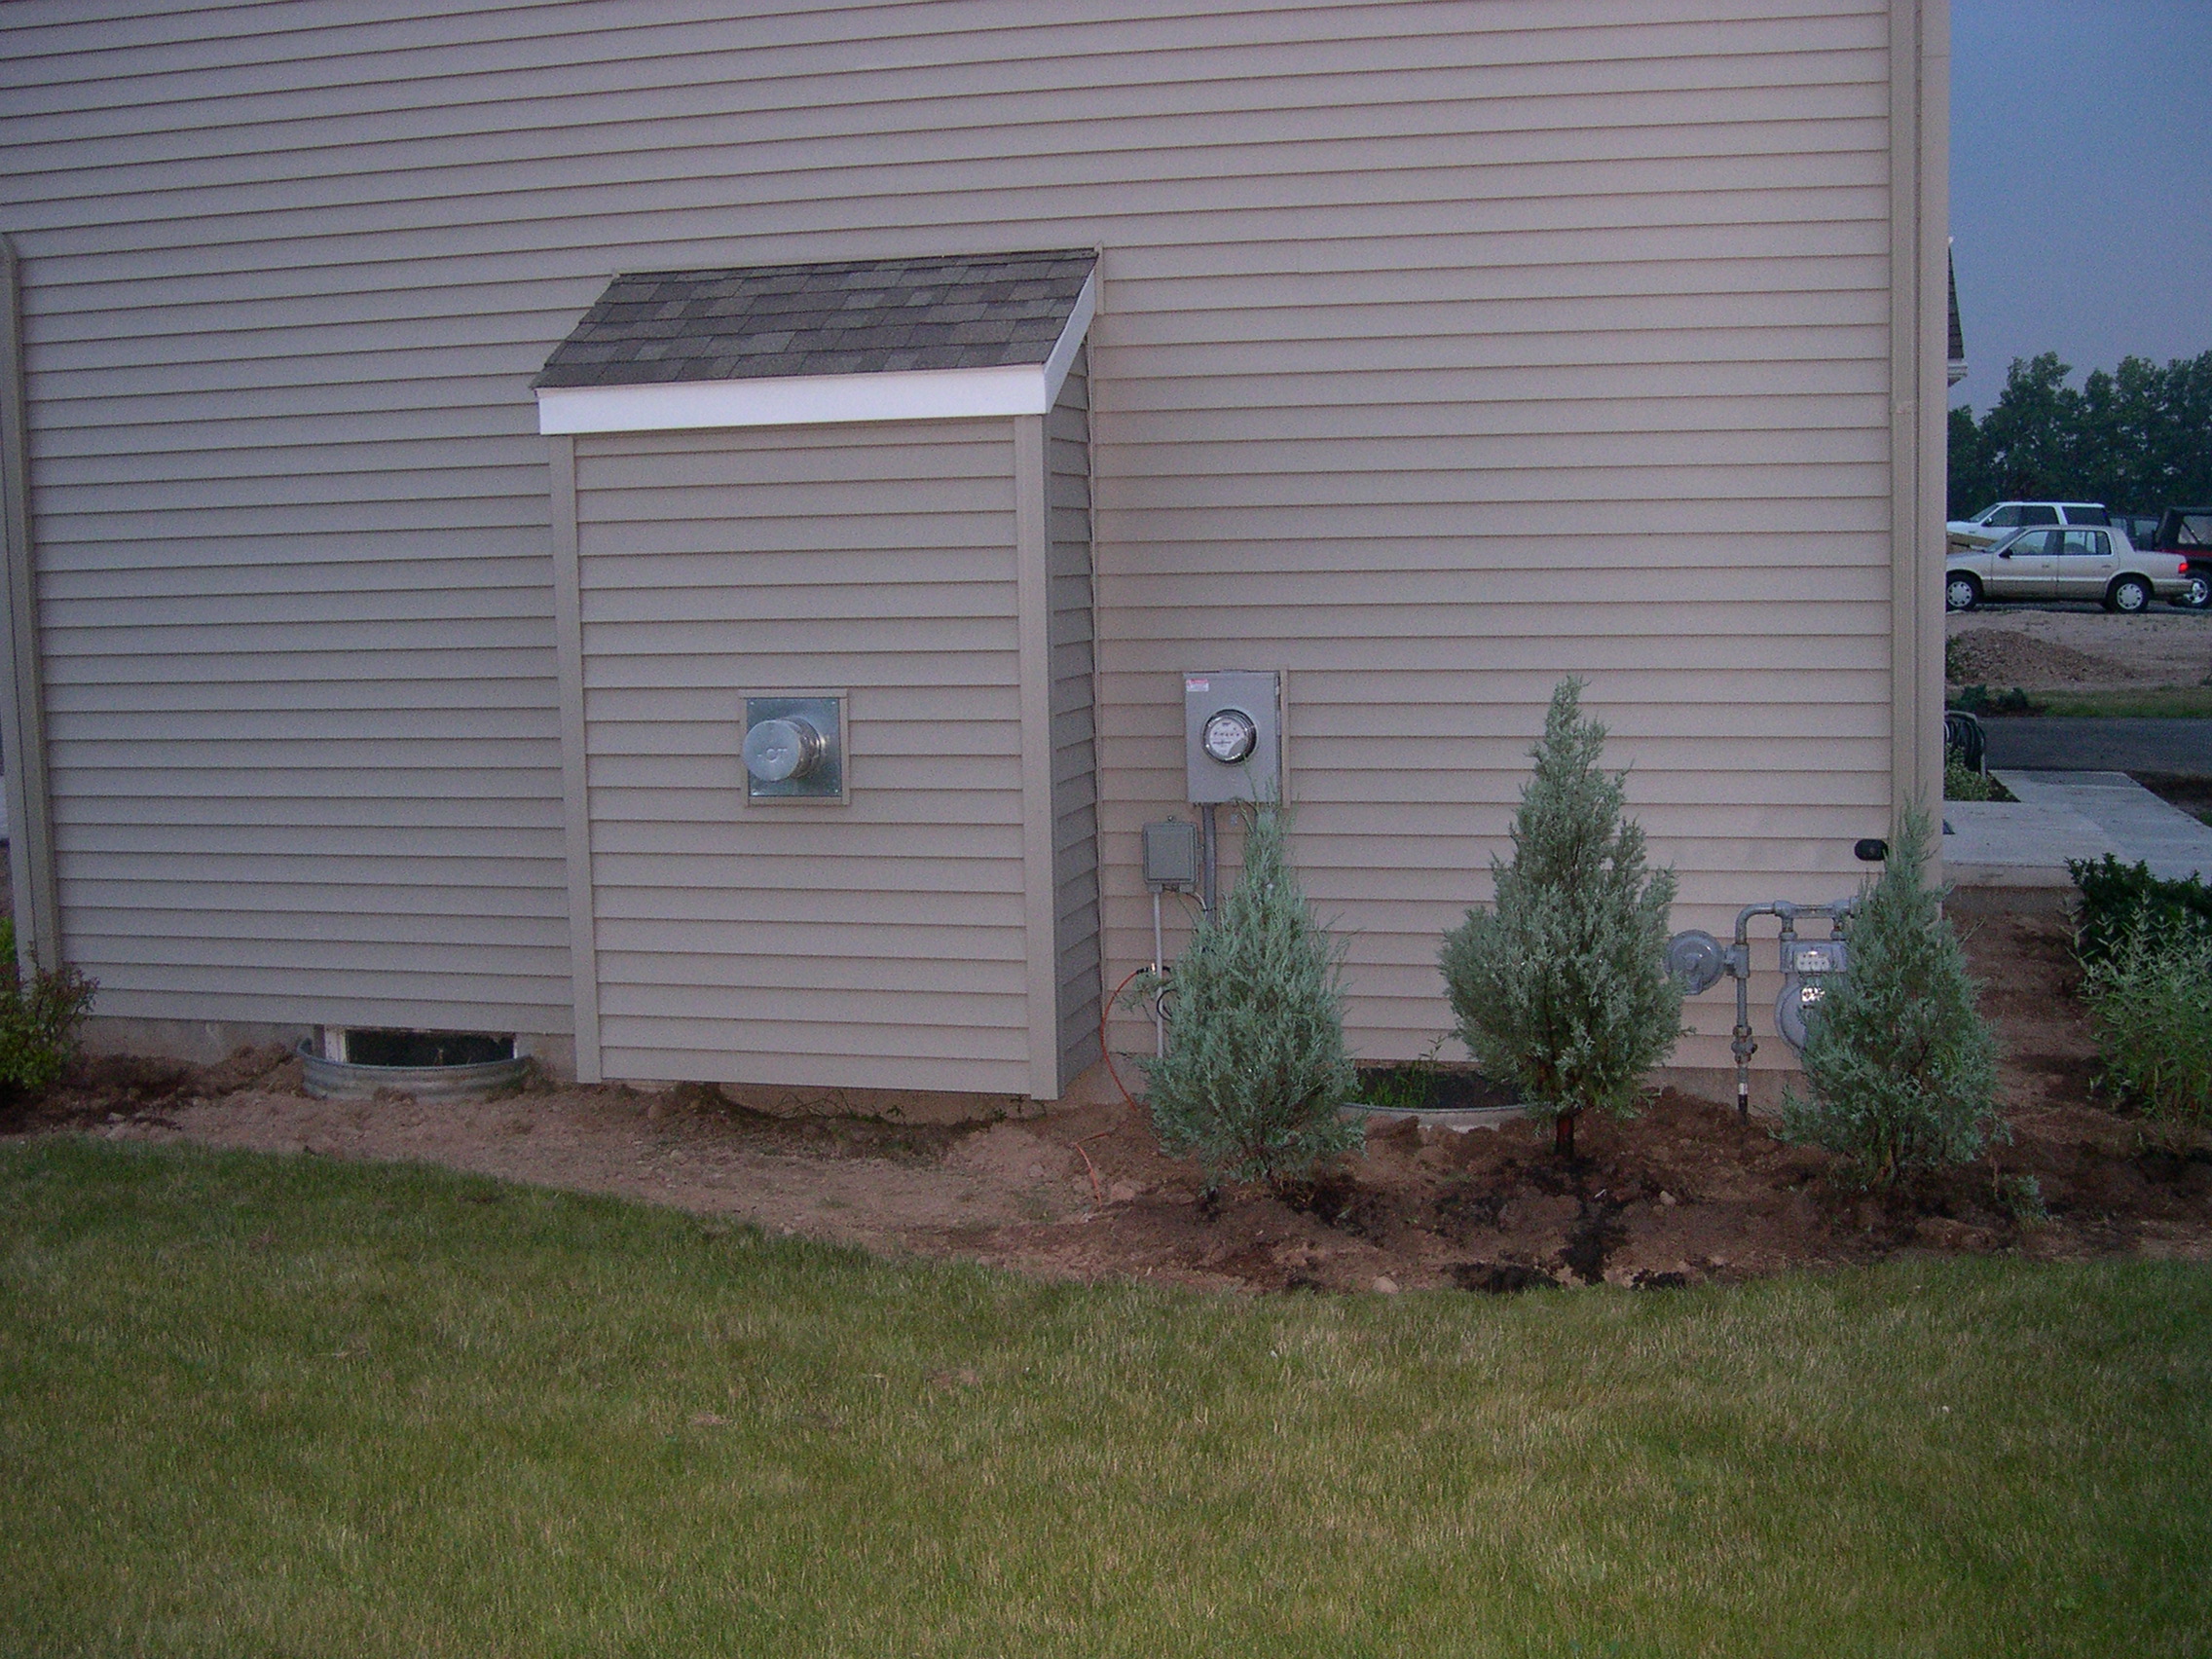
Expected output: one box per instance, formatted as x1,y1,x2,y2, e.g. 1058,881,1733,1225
1668,895,1857,1121
1774,935,1848,1051
1184,670,1281,804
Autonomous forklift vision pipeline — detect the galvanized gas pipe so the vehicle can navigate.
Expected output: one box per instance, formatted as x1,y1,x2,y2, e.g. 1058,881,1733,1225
1671,899,1857,1123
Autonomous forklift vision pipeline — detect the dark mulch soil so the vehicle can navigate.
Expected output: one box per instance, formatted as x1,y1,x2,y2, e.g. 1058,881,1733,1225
962,887,2210,1291
0,1044,294,1136
965,1085,2212,1294
7,891,2208,1294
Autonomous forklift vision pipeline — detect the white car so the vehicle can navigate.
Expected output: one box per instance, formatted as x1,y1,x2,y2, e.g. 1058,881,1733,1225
1944,524,2193,612
1946,500,2110,549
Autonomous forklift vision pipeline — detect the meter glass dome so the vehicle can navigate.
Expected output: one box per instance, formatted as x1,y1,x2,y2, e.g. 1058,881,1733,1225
1201,708,1257,764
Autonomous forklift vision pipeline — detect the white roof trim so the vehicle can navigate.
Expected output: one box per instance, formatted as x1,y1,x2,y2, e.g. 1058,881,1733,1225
536,269,1098,435
1040,269,1096,409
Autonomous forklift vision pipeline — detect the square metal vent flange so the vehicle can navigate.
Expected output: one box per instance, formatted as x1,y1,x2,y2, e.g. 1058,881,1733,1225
742,694,846,801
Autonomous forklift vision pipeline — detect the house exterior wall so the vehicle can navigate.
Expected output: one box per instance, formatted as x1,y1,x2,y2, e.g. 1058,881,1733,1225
1047,350,1103,1091
0,0,1946,1082
568,419,1035,1094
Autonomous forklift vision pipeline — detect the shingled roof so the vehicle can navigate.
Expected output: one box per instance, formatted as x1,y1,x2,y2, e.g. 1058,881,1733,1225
535,249,1098,388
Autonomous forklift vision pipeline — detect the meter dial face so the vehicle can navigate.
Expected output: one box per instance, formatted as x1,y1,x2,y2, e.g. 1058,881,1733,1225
1201,708,1258,764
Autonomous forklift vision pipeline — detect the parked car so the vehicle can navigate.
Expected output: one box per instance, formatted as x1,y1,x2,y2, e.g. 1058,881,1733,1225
1945,500,2111,550
1943,523,2194,612
2141,507,2212,608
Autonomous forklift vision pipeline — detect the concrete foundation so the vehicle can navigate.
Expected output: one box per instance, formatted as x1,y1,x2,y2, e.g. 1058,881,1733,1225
80,1015,576,1079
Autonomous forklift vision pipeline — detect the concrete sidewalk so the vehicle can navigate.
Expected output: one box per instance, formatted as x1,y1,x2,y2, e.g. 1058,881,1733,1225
1944,770,2212,886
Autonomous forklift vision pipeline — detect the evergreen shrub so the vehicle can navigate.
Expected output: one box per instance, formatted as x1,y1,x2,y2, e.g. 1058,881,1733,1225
1138,804,1359,1188
1438,679,1683,1159
1779,808,2002,1184
0,918,97,1100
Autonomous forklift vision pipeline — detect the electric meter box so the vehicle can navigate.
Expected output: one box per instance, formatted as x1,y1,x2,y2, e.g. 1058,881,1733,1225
1184,670,1282,805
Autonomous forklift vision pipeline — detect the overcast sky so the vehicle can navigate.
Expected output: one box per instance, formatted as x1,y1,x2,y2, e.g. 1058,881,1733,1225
1948,0,2212,410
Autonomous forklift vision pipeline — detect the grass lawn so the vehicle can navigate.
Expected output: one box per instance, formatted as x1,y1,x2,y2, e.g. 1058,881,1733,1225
2025,686,2212,719
3,1139,2208,1657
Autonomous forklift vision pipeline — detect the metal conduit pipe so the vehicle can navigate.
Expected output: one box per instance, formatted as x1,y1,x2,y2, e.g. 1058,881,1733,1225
1198,800,1219,915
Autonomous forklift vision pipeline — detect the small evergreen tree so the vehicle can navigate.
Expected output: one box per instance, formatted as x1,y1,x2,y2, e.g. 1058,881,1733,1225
1439,679,1682,1159
1779,807,2002,1184
1140,803,1360,1189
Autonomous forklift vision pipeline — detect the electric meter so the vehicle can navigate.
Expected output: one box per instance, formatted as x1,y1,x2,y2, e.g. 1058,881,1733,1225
1201,709,1258,764
1183,670,1282,804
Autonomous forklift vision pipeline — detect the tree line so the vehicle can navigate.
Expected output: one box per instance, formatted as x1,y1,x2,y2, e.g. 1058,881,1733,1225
1947,350,2212,518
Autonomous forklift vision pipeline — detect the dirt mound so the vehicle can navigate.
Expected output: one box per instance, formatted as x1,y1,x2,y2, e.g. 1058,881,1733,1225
1945,607,2212,689
1946,630,2135,689
1,1043,294,1133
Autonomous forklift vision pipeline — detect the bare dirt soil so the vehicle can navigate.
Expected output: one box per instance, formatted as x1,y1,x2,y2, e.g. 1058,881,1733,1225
8,890,2207,1293
1945,605,2212,690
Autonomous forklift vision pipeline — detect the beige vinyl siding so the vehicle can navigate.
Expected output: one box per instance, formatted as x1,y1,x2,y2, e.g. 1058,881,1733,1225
573,421,1033,1093
1,0,1912,1076
1048,351,1101,1088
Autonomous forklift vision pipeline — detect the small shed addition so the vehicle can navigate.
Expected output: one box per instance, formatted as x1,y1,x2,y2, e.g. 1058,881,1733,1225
537,251,1102,1098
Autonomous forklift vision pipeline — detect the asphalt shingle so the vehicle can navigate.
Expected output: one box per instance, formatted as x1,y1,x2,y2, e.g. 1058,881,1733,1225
535,249,1097,388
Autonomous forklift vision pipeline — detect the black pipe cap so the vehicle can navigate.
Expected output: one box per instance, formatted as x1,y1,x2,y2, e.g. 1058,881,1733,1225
1854,838,1889,863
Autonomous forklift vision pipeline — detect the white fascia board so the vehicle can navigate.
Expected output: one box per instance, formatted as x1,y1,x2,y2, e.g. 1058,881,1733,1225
536,267,1099,435
1040,270,1097,409
538,362,1047,434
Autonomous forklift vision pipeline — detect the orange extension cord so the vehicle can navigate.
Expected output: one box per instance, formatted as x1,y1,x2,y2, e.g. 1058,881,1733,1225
1100,963,1155,1115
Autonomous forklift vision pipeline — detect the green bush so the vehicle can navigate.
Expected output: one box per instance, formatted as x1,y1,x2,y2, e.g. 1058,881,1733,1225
1949,684,2040,717
1138,804,1359,1188
1944,758,2014,802
2081,915,2212,1124
2067,855,2212,968
1438,679,1682,1159
1779,807,2002,1185
0,917,97,1100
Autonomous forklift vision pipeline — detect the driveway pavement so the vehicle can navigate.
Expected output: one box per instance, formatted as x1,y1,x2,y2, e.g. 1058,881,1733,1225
1979,718,2212,773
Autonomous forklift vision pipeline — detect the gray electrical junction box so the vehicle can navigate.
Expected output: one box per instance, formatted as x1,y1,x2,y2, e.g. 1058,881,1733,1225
1142,819,1200,891
1183,669,1282,805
